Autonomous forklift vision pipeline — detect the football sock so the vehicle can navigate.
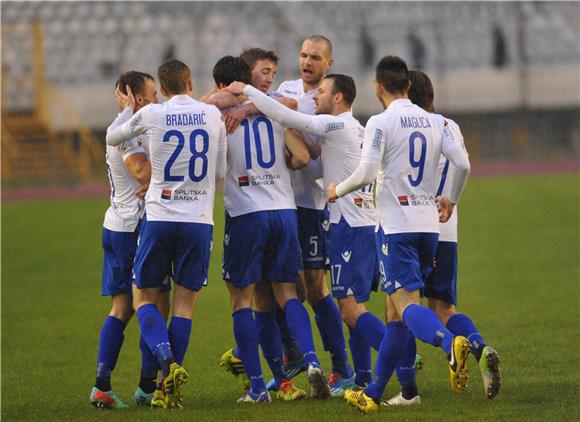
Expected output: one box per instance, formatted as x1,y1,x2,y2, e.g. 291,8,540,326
95,316,126,390
233,308,266,393
284,298,320,367
275,305,303,362
402,304,453,355
354,311,386,350
446,313,487,360
365,322,408,400
139,334,159,393
396,331,419,399
255,311,287,385
348,325,372,386
168,316,192,365
312,295,352,377
136,304,174,376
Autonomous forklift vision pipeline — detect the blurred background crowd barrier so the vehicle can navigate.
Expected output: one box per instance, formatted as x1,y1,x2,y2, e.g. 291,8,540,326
2,1,579,188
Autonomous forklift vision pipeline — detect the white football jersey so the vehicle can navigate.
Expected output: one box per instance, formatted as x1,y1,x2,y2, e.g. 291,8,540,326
103,115,147,232
433,115,465,242
277,79,325,210
360,99,465,235
107,95,226,224
224,108,295,217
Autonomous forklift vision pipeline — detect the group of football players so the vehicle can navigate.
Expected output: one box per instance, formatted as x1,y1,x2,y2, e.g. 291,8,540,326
89,34,501,413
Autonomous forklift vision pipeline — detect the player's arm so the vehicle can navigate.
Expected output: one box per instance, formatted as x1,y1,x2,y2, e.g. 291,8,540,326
301,156,323,179
124,152,151,186
203,90,246,109
216,118,228,180
106,86,149,146
437,122,471,222
225,83,327,136
284,129,310,169
327,117,383,202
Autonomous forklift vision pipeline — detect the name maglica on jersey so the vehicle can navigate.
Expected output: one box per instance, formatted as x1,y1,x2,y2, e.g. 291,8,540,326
160,188,208,201
400,115,432,129
397,193,436,207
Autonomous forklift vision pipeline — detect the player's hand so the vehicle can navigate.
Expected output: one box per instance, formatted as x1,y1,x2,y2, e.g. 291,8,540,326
115,84,136,112
223,107,246,134
436,196,455,223
327,182,339,203
223,81,247,96
135,184,149,199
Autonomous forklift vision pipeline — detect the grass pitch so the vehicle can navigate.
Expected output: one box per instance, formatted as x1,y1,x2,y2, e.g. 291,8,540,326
2,174,579,421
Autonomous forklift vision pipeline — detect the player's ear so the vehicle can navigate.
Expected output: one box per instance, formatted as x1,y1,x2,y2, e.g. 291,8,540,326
160,86,169,99
186,79,194,95
335,91,344,104
326,58,334,69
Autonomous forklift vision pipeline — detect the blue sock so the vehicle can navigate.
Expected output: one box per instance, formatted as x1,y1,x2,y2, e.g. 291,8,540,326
136,304,174,375
233,308,266,393
348,325,372,386
139,334,159,378
446,313,487,360
275,306,303,362
96,316,126,384
284,298,319,367
365,322,408,400
354,311,386,351
255,311,287,385
312,295,352,377
168,316,192,365
402,304,453,355
396,331,418,399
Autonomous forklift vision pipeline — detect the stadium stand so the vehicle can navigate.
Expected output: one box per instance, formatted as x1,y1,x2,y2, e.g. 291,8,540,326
1,1,579,185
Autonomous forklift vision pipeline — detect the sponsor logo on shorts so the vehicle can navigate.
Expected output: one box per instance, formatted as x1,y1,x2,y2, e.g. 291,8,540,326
224,234,230,246
161,189,172,200
341,251,352,262
346,287,354,296
398,195,409,206
238,176,249,187
381,243,388,255
354,197,363,207
321,220,330,232
394,280,402,289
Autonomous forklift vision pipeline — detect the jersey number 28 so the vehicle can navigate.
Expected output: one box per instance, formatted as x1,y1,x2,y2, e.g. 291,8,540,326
163,129,209,182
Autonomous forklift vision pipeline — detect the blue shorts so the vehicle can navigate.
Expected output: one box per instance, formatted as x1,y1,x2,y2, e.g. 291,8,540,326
101,226,140,296
222,210,302,288
133,217,212,292
297,206,329,270
424,241,458,305
327,218,378,303
376,229,439,296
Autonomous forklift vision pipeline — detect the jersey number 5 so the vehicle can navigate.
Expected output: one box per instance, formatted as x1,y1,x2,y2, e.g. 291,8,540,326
163,129,209,182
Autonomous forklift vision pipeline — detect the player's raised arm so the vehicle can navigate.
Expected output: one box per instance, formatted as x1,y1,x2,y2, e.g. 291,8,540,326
106,103,150,147
229,83,327,136
328,116,383,202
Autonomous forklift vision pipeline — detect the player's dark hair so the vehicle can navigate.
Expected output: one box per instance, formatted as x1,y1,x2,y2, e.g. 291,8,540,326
323,74,356,107
303,35,333,57
375,55,410,95
157,59,191,95
240,48,278,71
408,70,434,112
115,71,154,95
212,56,252,87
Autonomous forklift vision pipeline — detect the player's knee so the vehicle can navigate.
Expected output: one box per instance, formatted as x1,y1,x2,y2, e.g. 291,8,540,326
428,298,455,324
109,301,133,322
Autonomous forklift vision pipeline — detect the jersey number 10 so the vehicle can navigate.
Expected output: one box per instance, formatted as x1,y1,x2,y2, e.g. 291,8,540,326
241,117,276,170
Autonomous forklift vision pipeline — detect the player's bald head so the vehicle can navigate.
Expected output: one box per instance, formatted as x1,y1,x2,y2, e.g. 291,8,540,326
408,70,434,113
302,35,333,59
